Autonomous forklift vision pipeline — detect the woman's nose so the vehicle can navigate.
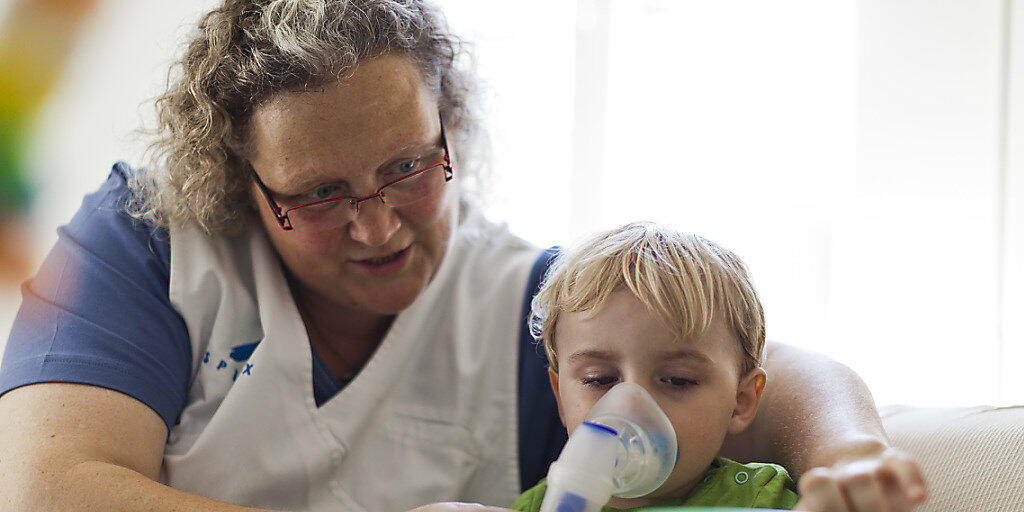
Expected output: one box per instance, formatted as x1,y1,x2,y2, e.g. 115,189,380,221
347,199,401,247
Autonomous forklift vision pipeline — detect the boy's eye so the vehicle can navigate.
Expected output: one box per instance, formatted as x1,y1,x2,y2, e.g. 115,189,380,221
581,376,618,387
661,377,699,388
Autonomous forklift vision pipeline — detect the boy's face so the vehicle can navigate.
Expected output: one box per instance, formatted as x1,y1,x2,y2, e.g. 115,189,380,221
549,288,766,507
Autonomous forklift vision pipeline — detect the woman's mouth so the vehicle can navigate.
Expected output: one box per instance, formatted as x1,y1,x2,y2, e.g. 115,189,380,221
364,251,403,265
352,246,413,277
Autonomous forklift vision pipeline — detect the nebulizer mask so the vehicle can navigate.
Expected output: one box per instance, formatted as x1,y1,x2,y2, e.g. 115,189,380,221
539,382,678,512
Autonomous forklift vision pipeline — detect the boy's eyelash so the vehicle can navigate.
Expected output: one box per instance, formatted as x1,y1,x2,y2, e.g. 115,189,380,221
580,377,700,388
581,376,618,387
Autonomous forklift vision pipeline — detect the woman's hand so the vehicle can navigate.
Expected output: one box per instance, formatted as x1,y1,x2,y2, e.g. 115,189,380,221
408,503,514,512
794,447,927,512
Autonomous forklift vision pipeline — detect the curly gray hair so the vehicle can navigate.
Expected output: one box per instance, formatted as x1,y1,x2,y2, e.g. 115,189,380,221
130,0,486,234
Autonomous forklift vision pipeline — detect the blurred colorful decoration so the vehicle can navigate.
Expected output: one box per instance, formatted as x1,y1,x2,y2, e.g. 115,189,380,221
0,0,100,282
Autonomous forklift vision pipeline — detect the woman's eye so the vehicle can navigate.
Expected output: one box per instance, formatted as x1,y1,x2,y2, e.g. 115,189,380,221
311,185,340,200
397,159,419,174
662,377,698,388
582,376,618,387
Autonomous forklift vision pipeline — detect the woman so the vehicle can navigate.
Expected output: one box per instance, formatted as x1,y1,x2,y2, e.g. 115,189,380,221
0,1,925,511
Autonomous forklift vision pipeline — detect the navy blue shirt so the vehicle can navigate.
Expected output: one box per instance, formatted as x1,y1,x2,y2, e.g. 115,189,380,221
0,163,565,491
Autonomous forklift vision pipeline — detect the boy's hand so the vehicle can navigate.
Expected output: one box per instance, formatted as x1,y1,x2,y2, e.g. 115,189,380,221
793,447,927,512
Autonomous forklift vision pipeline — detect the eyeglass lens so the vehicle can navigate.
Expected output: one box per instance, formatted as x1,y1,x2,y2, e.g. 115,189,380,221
284,158,450,232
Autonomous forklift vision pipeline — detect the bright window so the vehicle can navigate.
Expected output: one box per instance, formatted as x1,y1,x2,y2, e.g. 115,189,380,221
444,0,1022,407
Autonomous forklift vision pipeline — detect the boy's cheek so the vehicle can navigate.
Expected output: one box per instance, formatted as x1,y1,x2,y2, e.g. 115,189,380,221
667,404,733,457
675,422,726,456
555,385,591,434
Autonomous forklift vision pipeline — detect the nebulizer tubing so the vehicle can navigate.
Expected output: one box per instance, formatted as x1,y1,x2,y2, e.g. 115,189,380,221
539,382,678,512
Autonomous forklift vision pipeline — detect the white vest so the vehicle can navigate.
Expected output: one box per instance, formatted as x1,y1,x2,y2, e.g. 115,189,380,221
162,212,541,512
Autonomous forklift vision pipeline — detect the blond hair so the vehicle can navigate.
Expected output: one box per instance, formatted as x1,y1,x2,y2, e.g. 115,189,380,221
530,222,765,375
129,0,486,234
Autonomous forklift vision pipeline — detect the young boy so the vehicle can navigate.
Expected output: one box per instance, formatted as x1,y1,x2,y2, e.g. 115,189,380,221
514,222,798,511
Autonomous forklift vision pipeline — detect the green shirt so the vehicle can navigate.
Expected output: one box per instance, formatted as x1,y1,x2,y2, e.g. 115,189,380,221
512,457,798,511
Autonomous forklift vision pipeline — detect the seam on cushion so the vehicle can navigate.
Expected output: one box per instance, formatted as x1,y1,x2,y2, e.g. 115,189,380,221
984,405,1024,412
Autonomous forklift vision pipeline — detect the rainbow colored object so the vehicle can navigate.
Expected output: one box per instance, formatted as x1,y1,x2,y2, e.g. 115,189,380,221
0,0,100,213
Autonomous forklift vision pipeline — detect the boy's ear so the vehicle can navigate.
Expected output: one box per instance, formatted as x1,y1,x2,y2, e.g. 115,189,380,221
548,368,566,425
728,367,767,435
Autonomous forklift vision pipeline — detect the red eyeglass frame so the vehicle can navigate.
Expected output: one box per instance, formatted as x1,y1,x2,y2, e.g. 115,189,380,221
249,115,452,231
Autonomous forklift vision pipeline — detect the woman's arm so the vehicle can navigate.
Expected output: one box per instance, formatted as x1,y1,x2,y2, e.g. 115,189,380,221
0,383,516,512
0,383,282,512
719,342,927,511
719,341,888,476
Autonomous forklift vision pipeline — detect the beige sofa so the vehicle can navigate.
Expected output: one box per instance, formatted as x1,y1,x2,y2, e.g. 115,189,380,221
880,405,1024,511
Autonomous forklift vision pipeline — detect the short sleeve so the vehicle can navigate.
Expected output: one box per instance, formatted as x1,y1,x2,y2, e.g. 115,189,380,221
0,162,192,430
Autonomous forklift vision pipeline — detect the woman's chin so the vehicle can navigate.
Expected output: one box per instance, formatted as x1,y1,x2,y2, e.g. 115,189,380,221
347,276,430,316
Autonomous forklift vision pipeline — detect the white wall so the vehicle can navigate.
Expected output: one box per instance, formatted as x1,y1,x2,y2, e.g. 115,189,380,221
28,0,219,252
599,0,856,373
450,0,1023,407
845,0,1010,406
1001,0,1024,405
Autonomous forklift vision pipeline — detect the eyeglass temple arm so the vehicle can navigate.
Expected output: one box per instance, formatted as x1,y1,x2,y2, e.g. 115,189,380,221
439,114,454,181
248,165,294,230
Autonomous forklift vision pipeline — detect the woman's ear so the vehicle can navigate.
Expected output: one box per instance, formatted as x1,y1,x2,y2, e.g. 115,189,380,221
548,368,566,425
728,367,767,435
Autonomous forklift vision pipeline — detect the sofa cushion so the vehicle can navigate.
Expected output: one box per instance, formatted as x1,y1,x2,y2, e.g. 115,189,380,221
880,405,1024,512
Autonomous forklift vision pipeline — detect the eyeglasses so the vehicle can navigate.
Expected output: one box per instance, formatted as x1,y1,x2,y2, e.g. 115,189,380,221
250,115,453,233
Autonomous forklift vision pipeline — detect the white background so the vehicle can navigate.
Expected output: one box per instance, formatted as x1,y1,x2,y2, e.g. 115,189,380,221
1,0,1021,408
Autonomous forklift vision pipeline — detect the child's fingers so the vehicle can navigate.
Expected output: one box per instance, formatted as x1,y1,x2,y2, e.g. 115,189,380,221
884,451,928,503
802,450,927,512
850,448,927,510
838,466,889,512
795,467,851,512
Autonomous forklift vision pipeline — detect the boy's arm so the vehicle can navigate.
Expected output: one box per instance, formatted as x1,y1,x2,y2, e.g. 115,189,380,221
719,342,927,510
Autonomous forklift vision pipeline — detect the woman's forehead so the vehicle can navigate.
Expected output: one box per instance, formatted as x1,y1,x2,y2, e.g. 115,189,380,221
252,55,435,144
248,55,440,187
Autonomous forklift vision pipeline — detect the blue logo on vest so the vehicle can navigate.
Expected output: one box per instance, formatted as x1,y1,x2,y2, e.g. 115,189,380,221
202,341,258,381
230,341,260,362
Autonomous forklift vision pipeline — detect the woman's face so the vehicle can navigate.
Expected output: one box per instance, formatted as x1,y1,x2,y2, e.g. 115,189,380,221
247,54,459,317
